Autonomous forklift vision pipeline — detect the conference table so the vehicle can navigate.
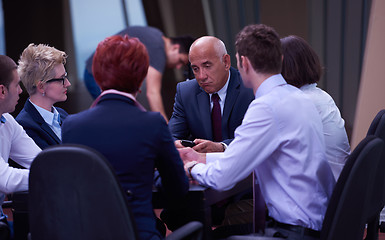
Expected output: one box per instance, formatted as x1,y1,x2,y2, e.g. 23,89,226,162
152,174,253,239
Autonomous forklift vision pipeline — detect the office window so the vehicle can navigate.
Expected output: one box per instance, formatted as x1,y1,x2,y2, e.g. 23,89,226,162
69,0,147,80
0,0,5,55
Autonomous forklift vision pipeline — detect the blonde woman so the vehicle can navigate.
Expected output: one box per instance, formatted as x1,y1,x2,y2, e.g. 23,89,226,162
16,43,71,149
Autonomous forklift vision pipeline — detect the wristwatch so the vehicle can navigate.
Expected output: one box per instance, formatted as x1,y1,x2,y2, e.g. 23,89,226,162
185,161,198,178
220,142,227,151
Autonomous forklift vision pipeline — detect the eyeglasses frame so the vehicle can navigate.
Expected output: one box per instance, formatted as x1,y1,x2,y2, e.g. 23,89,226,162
45,72,68,85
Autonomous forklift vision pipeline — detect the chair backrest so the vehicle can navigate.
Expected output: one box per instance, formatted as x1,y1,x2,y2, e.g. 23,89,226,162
367,109,385,210
29,144,138,240
367,109,385,137
321,135,384,240
365,109,385,239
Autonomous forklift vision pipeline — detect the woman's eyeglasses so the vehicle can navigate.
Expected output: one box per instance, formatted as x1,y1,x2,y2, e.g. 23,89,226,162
46,73,68,85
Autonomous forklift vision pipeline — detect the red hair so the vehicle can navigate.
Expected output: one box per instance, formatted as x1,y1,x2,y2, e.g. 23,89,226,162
92,35,149,93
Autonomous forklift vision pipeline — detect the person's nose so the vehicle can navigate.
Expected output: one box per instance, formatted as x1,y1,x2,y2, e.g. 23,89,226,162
196,69,207,80
18,85,22,94
64,78,71,87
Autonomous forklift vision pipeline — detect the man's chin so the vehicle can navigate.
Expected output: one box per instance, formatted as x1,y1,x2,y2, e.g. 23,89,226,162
8,107,16,114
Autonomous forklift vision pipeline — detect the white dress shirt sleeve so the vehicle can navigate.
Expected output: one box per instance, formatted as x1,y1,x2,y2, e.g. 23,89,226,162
0,114,41,193
191,102,278,191
8,115,41,168
0,156,30,193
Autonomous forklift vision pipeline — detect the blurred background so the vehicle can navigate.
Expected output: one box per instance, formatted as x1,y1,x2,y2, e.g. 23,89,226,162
0,0,380,146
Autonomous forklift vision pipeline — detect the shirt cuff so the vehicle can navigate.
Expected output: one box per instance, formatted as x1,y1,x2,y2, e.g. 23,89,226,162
206,152,224,164
190,162,206,179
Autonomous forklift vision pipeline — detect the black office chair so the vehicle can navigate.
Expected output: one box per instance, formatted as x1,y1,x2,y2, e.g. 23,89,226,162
0,220,10,240
227,135,384,240
365,109,385,240
320,135,383,240
28,144,203,240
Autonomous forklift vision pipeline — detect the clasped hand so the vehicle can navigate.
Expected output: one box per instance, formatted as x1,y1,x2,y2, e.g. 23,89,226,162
174,139,224,153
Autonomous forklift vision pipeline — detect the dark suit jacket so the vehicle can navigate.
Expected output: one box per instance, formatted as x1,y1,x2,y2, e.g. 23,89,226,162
169,67,255,145
16,99,68,149
61,93,188,240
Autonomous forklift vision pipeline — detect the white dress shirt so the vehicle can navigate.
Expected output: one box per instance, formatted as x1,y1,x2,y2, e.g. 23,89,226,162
0,113,41,217
300,83,351,180
191,74,335,231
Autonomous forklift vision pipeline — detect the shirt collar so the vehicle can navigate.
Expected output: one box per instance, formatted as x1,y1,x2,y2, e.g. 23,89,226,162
30,100,56,125
91,89,146,111
0,115,6,124
210,70,230,101
255,74,286,99
299,83,317,91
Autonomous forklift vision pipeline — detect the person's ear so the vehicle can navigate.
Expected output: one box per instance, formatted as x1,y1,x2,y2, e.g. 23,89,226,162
134,81,144,97
241,56,249,72
172,44,180,52
35,81,46,94
0,85,7,99
223,54,231,70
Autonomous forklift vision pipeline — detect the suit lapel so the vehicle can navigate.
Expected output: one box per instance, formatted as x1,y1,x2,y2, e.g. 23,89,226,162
196,90,212,140
25,100,61,144
222,68,240,139
41,124,61,143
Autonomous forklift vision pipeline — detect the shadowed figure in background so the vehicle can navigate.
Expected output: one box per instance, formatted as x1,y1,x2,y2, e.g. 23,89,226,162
84,26,195,122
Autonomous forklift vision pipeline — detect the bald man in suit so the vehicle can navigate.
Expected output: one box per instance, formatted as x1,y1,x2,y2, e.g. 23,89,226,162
169,36,254,153
164,37,255,233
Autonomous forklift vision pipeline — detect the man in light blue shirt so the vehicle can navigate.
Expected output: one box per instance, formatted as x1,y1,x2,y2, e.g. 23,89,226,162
180,24,335,240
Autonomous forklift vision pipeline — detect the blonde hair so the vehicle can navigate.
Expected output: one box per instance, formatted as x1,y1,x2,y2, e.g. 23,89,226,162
18,43,67,95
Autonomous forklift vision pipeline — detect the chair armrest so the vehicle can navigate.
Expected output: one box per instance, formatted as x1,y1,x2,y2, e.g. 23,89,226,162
166,221,203,240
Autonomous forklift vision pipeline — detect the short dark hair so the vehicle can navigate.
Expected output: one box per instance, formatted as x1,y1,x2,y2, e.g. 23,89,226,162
0,55,17,89
281,35,322,88
93,35,149,93
170,35,195,54
235,24,282,74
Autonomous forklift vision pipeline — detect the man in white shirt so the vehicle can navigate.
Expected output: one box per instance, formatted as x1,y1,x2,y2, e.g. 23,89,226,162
0,55,41,227
179,24,336,239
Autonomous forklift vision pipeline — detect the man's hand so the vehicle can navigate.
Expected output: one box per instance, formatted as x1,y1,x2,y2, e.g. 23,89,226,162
193,139,225,153
174,140,184,149
178,147,206,165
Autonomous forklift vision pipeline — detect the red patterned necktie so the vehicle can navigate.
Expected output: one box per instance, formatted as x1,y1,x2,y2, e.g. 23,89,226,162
211,93,222,142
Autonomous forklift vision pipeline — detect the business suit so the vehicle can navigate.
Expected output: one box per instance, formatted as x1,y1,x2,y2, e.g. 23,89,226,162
16,99,68,149
169,67,255,145
61,93,188,240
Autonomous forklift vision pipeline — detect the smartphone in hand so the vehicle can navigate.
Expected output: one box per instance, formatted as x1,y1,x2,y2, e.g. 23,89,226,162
180,140,196,148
